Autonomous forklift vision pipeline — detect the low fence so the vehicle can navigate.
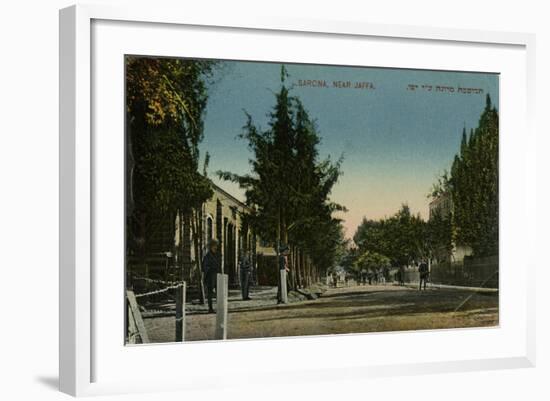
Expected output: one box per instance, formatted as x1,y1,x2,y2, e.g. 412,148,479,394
126,275,230,343
126,281,187,343
430,255,498,288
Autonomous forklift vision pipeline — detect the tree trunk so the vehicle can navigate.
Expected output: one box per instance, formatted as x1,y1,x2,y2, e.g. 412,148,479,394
298,249,303,288
281,210,288,246
294,247,299,289
307,255,312,287
191,209,205,304
292,246,298,291
181,212,192,283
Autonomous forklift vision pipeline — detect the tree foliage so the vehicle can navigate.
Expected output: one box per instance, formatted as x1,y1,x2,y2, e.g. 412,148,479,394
424,208,453,262
353,250,391,273
353,204,426,267
126,56,215,256
217,65,346,275
449,95,499,256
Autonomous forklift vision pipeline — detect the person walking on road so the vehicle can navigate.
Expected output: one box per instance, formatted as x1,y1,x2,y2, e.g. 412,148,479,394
379,267,386,286
202,239,221,313
277,245,290,304
419,260,429,291
331,271,338,288
239,252,252,300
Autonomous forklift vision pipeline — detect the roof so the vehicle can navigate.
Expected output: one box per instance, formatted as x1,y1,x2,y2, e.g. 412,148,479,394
210,182,253,214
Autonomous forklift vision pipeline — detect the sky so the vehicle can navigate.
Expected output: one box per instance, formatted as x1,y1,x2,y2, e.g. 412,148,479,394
199,60,499,239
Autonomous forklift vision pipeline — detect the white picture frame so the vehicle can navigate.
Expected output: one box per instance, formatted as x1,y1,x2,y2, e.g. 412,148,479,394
59,3,536,397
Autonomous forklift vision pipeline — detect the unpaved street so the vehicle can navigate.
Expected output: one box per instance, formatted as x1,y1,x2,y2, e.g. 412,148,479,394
144,284,498,343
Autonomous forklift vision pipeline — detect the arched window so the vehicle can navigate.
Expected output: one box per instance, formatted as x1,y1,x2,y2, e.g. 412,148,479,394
206,216,213,244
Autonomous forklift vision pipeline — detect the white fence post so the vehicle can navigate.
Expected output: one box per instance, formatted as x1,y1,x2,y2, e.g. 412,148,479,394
175,281,186,342
215,273,228,340
281,269,288,304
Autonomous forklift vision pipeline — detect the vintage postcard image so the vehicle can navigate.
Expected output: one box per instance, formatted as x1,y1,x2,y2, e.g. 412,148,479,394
125,57,499,344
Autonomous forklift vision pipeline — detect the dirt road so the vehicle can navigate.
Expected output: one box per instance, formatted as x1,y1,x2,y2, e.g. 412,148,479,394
143,283,498,343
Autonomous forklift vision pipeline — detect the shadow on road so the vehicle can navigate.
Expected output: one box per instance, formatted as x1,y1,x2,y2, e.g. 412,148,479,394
246,286,498,323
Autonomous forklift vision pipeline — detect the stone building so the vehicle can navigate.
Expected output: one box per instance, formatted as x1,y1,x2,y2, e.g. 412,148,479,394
128,182,277,292
197,183,276,285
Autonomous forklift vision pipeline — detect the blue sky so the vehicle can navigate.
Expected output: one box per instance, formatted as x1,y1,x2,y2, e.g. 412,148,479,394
199,60,499,238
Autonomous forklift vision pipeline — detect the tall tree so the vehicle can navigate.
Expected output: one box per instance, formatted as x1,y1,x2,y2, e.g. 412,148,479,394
449,95,499,256
125,56,214,265
218,65,346,282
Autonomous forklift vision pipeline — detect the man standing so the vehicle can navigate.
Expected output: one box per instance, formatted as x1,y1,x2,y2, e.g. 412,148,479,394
383,265,390,284
361,268,367,285
398,265,405,286
418,260,429,291
202,239,220,313
277,245,290,304
239,252,252,300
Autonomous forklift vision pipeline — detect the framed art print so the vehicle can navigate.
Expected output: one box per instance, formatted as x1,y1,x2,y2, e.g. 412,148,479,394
124,56,500,343
59,4,536,396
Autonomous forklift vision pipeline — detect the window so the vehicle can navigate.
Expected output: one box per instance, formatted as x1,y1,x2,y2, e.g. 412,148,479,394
206,216,213,243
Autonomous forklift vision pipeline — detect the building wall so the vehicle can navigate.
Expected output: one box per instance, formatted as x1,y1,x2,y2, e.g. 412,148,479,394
200,185,248,284
182,184,276,286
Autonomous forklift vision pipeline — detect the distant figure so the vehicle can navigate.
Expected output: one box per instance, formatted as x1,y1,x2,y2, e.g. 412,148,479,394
239,252,252,300
383,266,390,284
344,274,349,287
398,266,405,286
277,245,290,304
379,268,386,286
202,239,221,313
373,270,379,285
367,271,373,285
332,271,338,288
419,260,429,291
361,269,367,285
